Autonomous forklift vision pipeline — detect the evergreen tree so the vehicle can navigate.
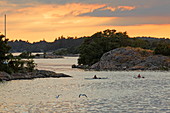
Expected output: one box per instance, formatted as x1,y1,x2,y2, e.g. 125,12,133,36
0,35,11,72
78,29,130,65
0,34,36,73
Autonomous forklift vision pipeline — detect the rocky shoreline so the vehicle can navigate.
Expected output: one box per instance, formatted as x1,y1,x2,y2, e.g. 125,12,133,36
0,70,71,81
90,47,170,71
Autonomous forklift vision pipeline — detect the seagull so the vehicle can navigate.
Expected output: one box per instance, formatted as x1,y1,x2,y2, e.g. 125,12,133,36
79,94,87,98
56,94,61,99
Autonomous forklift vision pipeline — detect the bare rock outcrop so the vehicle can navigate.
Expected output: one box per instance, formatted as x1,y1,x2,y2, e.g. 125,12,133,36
0,70,71,81
0,72,11,81
91,47,170,71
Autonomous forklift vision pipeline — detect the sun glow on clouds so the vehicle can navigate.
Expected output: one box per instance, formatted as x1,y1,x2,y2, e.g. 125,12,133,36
0,2,116,41
102,6,136,12
102,7,116,11
118,6,136,11
112,24,170,38
0,1,169,42
44,3,106,18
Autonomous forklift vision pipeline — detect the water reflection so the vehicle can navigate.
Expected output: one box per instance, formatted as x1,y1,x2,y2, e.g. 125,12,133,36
0,57,170,112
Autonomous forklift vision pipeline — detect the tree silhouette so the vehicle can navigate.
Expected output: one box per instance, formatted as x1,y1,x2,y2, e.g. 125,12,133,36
0,35,11,73
78,29,130,65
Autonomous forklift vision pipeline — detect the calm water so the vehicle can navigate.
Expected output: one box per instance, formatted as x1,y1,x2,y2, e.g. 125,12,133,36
0,57,170,113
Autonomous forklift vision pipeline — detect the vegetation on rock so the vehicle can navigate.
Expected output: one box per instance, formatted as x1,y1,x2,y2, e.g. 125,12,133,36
78,29,170,66
0,35,36,74
154,41,170,56
78,29,130,65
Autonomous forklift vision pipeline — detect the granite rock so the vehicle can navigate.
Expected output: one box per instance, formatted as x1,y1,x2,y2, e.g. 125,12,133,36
91,47,170,71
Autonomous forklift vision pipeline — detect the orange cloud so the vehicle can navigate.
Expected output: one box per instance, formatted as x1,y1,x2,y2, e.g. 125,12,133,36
13,3,106,18
101,6,136,12
0,3,108,29
0,2,169,42
102,7,116,11
0,1,18,14
0,2,116,42
118,6,136,11
0,1,16,6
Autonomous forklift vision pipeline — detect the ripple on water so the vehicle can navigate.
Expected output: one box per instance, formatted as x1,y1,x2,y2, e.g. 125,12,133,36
0,58,170,112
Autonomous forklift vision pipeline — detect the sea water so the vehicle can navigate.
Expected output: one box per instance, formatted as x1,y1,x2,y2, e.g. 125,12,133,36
0,57,170,112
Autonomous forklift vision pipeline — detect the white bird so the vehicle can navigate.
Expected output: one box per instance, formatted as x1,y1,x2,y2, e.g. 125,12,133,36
79,94,87,98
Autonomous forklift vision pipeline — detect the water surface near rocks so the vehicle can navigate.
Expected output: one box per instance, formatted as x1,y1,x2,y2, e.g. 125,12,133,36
0,57,170,112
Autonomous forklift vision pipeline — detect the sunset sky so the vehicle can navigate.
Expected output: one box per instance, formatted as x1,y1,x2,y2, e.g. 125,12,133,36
0,0,170,42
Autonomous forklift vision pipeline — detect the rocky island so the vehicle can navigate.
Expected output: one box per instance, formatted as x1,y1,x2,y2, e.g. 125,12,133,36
0,70,71,81
0,35,72,82
90,47,170,71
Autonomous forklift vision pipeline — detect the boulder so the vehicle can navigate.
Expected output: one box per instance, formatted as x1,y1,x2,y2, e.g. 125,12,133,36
91,47,170,71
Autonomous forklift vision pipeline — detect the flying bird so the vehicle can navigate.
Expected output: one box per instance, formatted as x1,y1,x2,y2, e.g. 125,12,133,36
79,94,88,98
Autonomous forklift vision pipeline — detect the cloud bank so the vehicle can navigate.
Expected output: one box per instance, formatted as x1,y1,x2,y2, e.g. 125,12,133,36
0,0,170,41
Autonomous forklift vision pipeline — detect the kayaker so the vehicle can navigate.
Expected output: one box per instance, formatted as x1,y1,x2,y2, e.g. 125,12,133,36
93,75,98,79
137,74,141,78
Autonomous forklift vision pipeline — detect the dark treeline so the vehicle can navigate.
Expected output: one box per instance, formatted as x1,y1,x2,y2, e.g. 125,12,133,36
8,35,170,54
8,36,84,53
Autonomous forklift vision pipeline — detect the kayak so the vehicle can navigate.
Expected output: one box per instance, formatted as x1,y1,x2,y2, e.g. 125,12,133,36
84,77,108,80
133,76,145,79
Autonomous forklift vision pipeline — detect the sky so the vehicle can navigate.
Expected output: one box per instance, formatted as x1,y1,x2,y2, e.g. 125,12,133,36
0,0,170,42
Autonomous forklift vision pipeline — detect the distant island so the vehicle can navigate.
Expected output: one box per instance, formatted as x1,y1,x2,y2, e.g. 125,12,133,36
8,35,170,54
8,36,84,53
